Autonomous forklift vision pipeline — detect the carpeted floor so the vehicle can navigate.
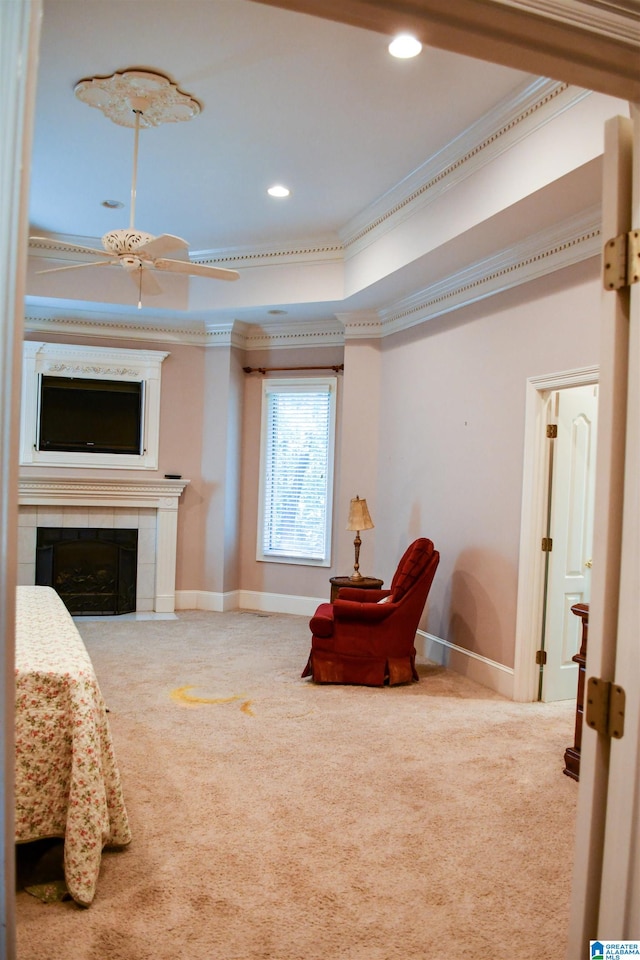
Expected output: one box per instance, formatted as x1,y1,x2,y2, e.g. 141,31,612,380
15,610,578,959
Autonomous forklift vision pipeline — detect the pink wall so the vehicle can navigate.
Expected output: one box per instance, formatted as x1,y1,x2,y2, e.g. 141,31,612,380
373,259,602,668
335,340,381,576
198,345,245,594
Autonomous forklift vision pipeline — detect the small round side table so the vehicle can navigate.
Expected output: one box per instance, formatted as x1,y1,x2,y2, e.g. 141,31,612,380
329,575,384,603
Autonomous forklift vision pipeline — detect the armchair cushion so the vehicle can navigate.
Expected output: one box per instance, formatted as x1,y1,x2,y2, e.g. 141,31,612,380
390,537,435,601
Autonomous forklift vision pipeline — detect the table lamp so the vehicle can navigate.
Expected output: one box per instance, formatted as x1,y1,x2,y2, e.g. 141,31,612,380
347,495,374,581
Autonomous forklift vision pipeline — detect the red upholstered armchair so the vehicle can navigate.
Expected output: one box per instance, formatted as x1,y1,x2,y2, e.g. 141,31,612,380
302,538,439,686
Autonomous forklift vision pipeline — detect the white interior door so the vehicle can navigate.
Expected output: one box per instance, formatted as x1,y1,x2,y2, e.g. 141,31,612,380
567,109,639,955
542,385,598,702
596,100,640,941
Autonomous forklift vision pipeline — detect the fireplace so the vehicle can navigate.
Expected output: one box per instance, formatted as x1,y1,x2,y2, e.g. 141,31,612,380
36,527,138,615
18,477,189,613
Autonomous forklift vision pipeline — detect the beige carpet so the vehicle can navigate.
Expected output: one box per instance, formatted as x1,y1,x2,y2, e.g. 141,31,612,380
15,610,578,959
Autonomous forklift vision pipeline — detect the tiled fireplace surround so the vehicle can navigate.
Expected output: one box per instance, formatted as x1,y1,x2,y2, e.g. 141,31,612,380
17,478,189,613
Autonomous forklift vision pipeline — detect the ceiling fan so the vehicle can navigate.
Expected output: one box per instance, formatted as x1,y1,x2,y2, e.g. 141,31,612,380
30,72,239,303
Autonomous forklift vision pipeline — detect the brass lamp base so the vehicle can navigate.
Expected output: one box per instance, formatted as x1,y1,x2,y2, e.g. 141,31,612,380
350,531,363,580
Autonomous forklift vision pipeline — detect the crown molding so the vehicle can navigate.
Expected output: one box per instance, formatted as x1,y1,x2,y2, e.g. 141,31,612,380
25,204,602,347
23,308,210,345
28,233,344,271
339,79,589,257
497,1,640,43
239,320,345,350
335,311,383,341
28,234,107,260
378,205,601,337
192,237,343,269
202,321,248,349
22,308,345,350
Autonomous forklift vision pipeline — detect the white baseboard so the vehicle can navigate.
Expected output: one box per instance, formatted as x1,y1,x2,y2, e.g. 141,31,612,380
175,589,322,617
416,630,514,699
175,590,234,612
239,590,322,617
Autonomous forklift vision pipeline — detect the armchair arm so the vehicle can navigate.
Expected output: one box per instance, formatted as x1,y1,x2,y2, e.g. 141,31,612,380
333,598,396,623
337,587,390,603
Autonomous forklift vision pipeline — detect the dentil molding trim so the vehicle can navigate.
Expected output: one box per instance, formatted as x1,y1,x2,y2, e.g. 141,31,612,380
23,309,212,344
25,205,602,346
339,79,588,257
192,238,343,269
29,233,344,270
377,206,601,337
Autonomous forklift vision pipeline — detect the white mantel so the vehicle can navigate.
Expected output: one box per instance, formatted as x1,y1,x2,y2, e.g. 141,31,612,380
18,477,189,613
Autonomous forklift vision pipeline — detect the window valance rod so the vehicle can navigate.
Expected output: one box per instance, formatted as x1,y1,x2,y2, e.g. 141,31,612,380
243,364,344,375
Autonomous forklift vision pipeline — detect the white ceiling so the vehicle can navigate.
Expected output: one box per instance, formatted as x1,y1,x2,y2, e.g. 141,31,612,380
25,0,549,333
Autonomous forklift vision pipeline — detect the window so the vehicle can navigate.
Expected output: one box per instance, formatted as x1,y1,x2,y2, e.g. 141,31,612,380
257,377,337,566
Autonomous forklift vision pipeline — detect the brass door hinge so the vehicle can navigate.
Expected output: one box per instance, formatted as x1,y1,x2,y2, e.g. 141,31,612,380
585,677,626,739
546,424,558,438
541,537,553,552
604,230,640,291
535,649,547,665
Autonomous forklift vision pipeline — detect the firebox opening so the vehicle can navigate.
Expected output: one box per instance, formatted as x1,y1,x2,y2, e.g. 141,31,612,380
36,527,138,616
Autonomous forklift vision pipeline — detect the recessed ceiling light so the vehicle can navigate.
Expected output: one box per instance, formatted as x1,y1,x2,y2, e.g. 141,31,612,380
267,185,290,198
101,199,124,209
388,34,422,59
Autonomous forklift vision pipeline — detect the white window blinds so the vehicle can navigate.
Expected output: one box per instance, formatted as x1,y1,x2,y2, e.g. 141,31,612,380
257,378,337,565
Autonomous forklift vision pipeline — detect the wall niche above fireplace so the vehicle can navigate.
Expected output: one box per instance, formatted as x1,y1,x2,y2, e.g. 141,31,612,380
20,342,168,470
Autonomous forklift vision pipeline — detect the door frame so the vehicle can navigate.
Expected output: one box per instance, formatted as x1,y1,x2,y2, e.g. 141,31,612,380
512,364,599,702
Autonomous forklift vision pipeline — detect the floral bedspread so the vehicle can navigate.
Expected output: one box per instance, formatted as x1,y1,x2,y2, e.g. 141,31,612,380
14,586,131,906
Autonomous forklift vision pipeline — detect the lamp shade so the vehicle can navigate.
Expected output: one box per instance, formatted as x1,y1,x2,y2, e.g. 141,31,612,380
347,496,374,532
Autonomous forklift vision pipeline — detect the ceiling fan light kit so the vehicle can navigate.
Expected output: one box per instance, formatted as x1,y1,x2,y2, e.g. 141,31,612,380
30,69,239,307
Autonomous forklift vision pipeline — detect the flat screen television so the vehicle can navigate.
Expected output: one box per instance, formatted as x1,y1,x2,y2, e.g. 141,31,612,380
38,376,143,455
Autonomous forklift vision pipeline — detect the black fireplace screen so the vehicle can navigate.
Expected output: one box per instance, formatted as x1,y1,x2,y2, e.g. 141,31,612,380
36,528,138,615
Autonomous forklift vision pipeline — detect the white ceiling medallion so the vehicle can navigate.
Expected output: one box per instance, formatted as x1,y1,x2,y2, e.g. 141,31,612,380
73,69,201,128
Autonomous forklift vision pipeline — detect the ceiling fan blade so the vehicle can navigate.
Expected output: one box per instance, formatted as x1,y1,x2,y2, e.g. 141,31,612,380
36,259,117,275
154,258,240,281
140,269,163,296
124,266,163,296
29,236,106,257
136,234,189,258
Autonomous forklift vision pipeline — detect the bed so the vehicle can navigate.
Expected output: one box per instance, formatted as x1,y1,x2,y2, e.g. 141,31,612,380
14,585,131,906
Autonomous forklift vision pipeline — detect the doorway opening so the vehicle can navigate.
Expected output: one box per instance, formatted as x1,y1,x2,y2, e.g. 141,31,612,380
512,365,599,702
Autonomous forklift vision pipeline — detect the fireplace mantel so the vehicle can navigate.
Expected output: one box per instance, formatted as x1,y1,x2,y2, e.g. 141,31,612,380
18,477,189,613
19,476,189,506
